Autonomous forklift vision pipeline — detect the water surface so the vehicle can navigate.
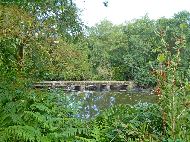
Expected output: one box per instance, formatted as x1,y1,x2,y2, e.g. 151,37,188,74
62,91,157,119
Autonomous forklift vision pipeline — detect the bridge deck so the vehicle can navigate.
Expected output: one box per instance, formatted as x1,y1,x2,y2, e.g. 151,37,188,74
36,80,130,84
34,81,135,91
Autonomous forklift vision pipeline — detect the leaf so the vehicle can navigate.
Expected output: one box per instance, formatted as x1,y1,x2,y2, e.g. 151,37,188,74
157,53,166,63
180,23,188,30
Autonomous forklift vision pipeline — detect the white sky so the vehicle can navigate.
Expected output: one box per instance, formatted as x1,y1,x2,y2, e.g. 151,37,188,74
75,0,190,26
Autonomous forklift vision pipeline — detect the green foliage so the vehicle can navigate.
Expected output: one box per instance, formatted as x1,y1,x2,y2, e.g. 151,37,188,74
153,21,190,141
0,3,90,142
87,20,127,80
1,0,83,42
0,77,89,141
0,3,91,81
81,103,162,142
87,12,190,87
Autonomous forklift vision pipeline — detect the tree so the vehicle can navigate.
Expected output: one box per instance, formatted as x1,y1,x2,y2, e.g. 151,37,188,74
87,20,127,80
123,16,157,86
0,1,91,80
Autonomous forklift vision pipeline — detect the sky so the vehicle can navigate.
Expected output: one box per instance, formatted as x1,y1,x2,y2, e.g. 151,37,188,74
75,0,190,26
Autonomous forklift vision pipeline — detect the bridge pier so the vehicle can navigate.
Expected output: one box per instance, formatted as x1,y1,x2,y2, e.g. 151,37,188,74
107,84,111,91
80,85,85,92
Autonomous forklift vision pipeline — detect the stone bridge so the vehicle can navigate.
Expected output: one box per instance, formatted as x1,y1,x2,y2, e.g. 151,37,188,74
34,81,135,92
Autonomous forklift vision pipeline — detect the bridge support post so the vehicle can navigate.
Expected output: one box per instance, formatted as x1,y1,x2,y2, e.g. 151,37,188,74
97,84,101,91
80,85,85,92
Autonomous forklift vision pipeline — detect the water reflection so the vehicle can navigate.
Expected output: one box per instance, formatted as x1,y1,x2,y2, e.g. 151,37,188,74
64,91,157,119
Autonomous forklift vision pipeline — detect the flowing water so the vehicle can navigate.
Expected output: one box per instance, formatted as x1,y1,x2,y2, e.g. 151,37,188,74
55,90,158,119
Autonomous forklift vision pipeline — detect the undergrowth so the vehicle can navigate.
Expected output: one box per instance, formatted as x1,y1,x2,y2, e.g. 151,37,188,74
0,74,89,142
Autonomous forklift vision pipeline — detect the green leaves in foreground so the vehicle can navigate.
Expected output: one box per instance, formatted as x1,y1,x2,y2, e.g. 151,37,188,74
0,79,89,141
86,103,163,142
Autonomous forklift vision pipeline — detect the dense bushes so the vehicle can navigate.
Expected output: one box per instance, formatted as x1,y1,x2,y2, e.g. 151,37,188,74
85,103,162,142
0,76,89,141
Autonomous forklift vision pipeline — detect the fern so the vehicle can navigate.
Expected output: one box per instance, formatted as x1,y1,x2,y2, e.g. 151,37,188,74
0,77,89,141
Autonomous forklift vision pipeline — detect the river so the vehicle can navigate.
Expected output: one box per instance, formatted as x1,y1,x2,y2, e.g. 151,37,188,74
52,89,158,119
